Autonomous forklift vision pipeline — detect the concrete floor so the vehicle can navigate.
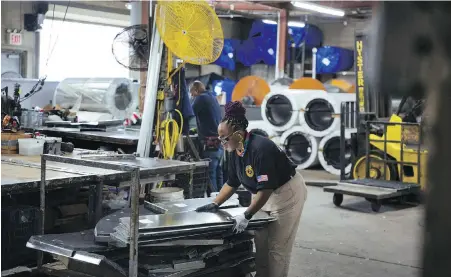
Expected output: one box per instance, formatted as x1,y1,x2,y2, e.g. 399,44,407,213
288,186,423,277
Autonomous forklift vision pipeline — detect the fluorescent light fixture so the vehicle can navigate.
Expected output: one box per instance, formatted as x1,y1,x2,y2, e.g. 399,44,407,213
288,21,305,28
262,19,277,25
263,19,305,28
291,1,345,17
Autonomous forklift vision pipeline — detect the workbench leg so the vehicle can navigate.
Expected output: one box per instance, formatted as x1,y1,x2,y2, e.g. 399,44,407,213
95,180,104,223
189,170,194,199
88,185,96,224
38,155,47,268
129,168,140,277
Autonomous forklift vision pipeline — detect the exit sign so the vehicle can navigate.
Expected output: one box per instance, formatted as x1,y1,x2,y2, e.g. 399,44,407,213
9,33,22,46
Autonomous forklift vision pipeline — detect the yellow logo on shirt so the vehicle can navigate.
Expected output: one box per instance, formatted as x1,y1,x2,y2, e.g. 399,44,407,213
245,165,254,177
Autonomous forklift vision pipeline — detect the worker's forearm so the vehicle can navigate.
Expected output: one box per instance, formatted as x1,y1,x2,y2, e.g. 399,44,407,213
245,189,273,217
213,184,237,206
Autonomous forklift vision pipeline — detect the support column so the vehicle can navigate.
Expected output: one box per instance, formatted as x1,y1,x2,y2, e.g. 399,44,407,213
130,1,142,82
275,9,287,79
139,1,150,113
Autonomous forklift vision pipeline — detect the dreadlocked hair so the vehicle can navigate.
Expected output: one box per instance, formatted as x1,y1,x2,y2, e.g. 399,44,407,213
222,101,249,131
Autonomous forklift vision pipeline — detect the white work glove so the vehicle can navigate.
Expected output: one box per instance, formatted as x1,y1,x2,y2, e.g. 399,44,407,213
232,213,250,234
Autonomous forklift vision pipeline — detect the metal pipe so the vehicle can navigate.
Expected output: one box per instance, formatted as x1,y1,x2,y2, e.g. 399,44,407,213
128,167,141,277
300,42,306,78
312,48,317,79
275,11,281,80
130,1,142,82
289,43,296,78
213,1,282,12
139,0,150,113
137,5,163,157
38,155,46,268
277,9,287,79
340,102,346,181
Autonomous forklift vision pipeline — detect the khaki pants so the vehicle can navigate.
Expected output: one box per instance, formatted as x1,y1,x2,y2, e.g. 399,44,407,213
254,172,308,277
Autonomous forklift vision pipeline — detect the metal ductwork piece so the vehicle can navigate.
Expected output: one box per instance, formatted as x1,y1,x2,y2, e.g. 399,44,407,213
247,120,277,138
262,89,323,132
281,126,320,169
298,92,356,137
53,78,139,120
317,129,356,175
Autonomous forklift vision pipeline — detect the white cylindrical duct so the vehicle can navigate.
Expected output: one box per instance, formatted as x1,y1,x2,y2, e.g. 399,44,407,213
298,92,356,137
318,129,356,176
247,120,278,138
281,126,320,169
271,136,282,146
262,89,325,132
53,78,138,119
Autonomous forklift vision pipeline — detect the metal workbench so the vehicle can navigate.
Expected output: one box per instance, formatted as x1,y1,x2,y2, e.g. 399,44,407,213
36,127,139,146
35,154,195,277
1,150,193,194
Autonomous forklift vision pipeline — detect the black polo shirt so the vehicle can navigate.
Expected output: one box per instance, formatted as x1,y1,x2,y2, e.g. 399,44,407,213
227,133,297,194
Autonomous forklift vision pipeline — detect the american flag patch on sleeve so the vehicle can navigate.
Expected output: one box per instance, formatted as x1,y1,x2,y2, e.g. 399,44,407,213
257,175,268,182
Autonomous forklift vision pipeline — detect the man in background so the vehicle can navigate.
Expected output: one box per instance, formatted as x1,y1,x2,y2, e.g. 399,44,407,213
190,81,223,194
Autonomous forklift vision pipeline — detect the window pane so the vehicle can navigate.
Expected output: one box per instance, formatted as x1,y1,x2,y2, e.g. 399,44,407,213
40,19,130,81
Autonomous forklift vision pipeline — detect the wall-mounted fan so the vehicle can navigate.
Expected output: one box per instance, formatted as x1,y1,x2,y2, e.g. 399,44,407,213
112,24,149,71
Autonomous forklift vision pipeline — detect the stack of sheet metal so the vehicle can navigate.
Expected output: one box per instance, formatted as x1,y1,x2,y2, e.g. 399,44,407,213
110,207,274,246
27,197,275,277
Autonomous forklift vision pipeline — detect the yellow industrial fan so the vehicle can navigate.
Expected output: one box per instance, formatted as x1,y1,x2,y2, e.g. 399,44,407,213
156,0,224,65
153,0,224,165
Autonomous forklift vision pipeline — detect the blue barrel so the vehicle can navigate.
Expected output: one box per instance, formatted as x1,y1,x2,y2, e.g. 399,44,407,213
212,79,237,103
235,38,263,66
315,46,354,74
214,39,240,71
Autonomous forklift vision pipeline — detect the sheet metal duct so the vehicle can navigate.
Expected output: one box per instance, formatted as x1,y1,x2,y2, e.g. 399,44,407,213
261,89,323,132
247,120,277,138
271,136,281,146
298,92,356,137
317,129,356,175
281,126,320,169
53,78,138,119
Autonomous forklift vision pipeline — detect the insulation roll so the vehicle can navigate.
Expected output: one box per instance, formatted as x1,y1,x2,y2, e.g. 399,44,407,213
53,78,138,119
247,120,277,138
231,76,270,106
281,126,320,169
298,92,356,137
262,89,324,132
318,129,356,175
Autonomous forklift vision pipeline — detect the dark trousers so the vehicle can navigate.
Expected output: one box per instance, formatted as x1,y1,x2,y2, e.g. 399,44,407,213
202,148,224,193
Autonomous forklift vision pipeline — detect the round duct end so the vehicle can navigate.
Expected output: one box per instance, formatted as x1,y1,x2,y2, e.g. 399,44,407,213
265,94,294,127
304,98,335,132
318,131,354,175
114,83,133,111
281,128,319,169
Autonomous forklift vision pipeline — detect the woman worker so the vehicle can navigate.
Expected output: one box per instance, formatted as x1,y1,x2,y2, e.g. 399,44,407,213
196,101,308,277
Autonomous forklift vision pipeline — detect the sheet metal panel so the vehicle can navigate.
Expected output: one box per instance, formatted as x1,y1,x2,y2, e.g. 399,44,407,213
144,197,239,214
118,208,274,232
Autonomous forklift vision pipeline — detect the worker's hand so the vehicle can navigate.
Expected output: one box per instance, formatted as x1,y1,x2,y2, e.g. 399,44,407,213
232,214,250,234
195,203,219,213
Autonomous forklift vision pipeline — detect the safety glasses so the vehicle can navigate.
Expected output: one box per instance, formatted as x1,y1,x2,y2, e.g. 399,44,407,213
218,131,238,145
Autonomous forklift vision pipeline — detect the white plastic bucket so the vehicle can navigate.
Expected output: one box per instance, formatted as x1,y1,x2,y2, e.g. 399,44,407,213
18,138,45,156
